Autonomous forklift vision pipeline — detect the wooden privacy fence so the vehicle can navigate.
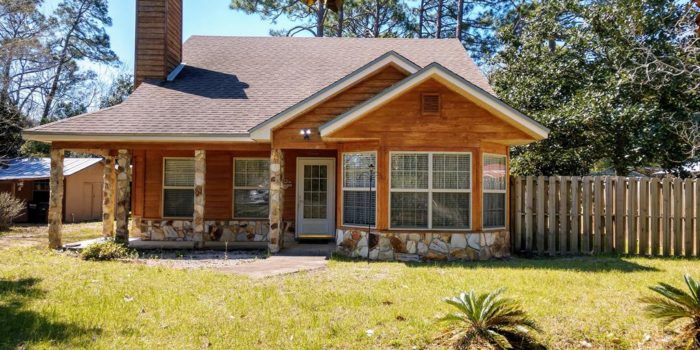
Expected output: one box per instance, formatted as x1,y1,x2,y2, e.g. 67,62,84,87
510,176,699,257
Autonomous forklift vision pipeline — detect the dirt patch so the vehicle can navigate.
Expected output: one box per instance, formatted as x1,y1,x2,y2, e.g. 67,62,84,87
136,250,265,270
0,222,102,250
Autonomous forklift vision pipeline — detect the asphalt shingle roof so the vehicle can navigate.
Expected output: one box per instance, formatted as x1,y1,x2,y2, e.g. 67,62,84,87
28,36,494,136
0,158,102,181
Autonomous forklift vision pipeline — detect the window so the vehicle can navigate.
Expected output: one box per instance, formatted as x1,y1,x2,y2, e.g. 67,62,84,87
163,158,195,218
390,152,471,229
233,159,270,218
483,154,507,228
342,152,376,226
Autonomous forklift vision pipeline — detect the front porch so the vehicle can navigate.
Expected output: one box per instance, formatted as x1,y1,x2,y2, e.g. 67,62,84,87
44,142,511,261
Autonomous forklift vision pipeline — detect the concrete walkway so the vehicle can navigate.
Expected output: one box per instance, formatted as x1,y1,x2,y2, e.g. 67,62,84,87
221,255,329,279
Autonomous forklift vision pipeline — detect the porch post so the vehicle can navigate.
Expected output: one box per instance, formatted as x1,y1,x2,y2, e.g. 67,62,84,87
193,150,206,242
268,148,284,253
102,155,116,238
48,147,64,249
115,149,131,243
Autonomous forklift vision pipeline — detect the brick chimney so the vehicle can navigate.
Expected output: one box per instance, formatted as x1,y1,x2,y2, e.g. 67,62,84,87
135,0,183,87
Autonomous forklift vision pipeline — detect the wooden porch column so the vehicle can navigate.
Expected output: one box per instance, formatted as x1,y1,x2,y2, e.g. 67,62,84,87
268,148,284,253
193,150,206,242
115,150,131,243
48,148,64,249
102,155,116,238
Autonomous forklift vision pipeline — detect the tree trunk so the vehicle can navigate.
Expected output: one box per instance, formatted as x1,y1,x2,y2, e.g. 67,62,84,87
337,0,344,37
418,0,425,38
436,0,443,38
316,0,325,37
456,0,464,40
373,0,380,37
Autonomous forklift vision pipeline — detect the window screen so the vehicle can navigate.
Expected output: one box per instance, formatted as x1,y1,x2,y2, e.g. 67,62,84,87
342,153,376,226
233,159,270,218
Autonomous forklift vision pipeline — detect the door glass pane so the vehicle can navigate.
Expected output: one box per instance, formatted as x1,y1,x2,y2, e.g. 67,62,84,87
303,164,328,219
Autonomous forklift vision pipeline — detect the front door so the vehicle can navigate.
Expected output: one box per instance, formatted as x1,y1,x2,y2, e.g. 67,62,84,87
296,158,335,238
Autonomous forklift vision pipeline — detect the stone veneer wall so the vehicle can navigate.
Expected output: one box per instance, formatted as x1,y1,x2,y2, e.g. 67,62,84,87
336,229,510,261
137,219,295,243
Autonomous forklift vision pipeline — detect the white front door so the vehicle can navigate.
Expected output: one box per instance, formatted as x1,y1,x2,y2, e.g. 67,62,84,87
296,158,336,238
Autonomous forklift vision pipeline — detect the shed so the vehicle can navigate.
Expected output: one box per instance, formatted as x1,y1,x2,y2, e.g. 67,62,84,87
0,158,104,223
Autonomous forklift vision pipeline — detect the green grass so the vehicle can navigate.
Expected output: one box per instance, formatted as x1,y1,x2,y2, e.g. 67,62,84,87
2,241,700,349
0,222,103,249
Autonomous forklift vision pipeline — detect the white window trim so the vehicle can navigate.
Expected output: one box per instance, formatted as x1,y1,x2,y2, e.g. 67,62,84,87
482,153,507,230
388,151,473,231
341,151,378,228
162,157,195,219
232,157,271,220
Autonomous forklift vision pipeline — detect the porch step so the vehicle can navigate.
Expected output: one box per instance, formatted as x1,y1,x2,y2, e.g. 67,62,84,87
281,240,335,257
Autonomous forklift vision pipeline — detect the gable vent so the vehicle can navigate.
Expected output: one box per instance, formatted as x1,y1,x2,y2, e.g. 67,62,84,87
421,93,441,115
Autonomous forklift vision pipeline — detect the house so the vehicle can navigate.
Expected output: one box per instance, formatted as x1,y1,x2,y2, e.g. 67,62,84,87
0,158,104,223
22,0,548,260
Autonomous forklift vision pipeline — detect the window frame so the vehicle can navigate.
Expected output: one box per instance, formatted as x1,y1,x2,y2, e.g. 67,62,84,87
341,151,378,228
482,153,508,230
388,151,472,231
232,157,271,220
161,157,195,219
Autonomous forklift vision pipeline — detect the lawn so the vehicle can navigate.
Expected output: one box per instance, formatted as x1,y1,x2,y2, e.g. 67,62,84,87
1,225,698,349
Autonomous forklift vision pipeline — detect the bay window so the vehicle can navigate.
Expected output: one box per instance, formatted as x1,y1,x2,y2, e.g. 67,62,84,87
233,158,270,218
342,152,376,226
483,154,507,228
390,152,471,229
163,158,195,218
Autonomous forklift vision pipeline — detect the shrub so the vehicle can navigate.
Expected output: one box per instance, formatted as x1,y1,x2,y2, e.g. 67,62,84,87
641,274,700,349
0,192,25,231
436,288,543,350
80,241,136,261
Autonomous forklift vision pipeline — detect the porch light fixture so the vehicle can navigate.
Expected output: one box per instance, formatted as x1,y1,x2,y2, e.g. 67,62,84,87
299,128,312,140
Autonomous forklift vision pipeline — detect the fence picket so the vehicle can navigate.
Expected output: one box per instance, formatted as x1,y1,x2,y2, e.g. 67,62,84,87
627,178,638,255
674,178,683,256
582,177,592,253
536,176,545,254
615,177,625,254
662,178,671,256
514,177,523,252
559,177,569,254
571,177,580,254
593,177,603,253
604,177,614,253
639,178,649,256
685,179,694,257
650,178,660,256
548,176,557,256
525,176,534,251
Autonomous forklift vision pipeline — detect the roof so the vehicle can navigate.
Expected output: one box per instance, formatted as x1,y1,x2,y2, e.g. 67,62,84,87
0,158,102,181
25,36,496,140
319,63,549,141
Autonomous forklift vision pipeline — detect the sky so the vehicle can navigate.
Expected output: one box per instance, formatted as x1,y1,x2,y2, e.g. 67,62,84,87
42,0,298,75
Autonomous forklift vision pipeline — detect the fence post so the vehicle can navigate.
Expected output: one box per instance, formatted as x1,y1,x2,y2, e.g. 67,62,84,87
684,179,694,257
614,177,625,254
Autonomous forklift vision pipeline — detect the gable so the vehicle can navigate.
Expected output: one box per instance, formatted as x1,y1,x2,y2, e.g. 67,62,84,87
320,63,549,144
271,65,409,148
324,79,535,146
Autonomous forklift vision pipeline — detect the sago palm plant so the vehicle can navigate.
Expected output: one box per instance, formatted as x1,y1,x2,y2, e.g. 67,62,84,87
437,288,543,350
641,274,700,349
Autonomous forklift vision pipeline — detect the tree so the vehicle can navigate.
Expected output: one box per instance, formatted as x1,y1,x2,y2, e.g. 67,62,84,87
489,0,697,176
41,0,117,123
331,0,414,37
231,0,331,37
99,72,133,108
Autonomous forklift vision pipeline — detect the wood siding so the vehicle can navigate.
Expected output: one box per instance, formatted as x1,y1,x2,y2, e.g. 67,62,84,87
135,0,182,86
272,65,408,149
